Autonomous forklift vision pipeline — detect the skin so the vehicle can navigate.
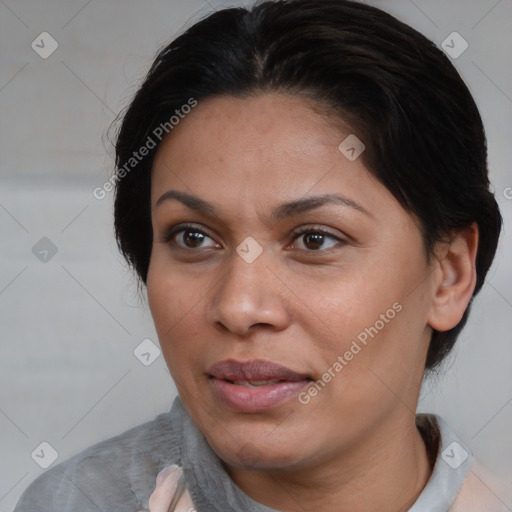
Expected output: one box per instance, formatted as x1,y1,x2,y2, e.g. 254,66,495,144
146,93,478,512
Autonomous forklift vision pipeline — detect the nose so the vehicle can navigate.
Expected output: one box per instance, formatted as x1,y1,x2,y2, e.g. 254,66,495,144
209,250,290,337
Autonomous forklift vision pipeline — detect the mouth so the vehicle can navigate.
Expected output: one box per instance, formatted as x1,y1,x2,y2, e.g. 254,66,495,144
207,359,313,412
222,379,289,387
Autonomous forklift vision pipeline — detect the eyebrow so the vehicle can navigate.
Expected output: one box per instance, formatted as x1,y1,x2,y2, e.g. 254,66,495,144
155,190,371,219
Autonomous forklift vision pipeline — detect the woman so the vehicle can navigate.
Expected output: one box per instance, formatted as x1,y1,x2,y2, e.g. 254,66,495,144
14,0,505,511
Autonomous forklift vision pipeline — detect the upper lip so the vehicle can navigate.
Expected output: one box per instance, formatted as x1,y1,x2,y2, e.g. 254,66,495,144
207,359,311,382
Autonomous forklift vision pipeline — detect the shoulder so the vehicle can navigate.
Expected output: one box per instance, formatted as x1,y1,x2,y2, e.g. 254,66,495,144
14,410,179,512
416,414,511,512
450,459,512,512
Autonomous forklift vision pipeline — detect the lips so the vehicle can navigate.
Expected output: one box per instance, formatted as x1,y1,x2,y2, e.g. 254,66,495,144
207,359,312,412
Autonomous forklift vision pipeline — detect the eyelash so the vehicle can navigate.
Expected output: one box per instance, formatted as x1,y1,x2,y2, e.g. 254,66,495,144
160,223,345,252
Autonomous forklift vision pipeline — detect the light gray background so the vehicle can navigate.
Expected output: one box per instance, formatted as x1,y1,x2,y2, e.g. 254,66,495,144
1,0,511,510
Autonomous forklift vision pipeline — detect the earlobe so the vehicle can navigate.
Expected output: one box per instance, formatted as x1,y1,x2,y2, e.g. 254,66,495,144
427,222,479,332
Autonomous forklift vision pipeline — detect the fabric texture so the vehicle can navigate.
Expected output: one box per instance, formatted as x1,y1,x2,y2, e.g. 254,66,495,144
13,396,507,511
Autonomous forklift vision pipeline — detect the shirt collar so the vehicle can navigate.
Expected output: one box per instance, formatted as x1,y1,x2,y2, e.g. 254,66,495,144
409,413,472,511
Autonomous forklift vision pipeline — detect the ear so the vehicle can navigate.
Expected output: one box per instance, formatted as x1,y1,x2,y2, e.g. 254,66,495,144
427,222,479,332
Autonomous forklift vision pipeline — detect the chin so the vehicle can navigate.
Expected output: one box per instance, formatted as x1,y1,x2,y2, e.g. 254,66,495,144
208,432,312,471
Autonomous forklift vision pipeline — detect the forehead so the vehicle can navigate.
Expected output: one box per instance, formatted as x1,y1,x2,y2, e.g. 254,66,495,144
153,93,342,169
150,93,397,221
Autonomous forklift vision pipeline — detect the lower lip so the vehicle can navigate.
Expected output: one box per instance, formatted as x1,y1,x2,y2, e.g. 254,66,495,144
209,377,310,412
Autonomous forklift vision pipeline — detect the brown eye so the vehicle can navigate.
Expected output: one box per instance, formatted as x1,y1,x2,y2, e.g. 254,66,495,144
291,228,343,251
182,229,206,248
162,224,219,249
302,232,326,250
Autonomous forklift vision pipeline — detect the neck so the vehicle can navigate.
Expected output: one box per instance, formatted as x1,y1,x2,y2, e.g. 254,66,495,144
225,412,433,512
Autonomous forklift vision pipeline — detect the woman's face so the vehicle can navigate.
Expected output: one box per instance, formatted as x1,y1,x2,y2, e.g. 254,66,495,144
147,93,435,471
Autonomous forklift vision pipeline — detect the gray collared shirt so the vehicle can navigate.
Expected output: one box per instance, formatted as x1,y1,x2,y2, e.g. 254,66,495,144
13,397,481,511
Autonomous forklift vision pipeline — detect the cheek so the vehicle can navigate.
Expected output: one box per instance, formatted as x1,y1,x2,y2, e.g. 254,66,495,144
146,255,211,378
323,290,430,419
291,263,401,349
147,261,186,353
298,250,430,389
147,252,196,329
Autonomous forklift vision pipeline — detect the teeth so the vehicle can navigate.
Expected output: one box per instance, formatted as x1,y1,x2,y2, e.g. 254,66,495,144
233,380,279,387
